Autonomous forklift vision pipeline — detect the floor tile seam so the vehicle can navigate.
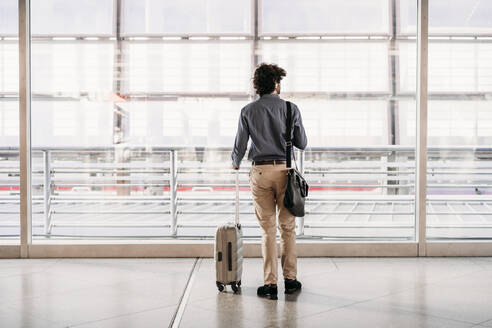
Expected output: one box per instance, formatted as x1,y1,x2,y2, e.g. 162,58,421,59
357,289,487,326
475,317,492,327
68,303,179,328
330,257,340,270
292,297,381,320
293,293,479,326
306,285,450,319
169,257,201,328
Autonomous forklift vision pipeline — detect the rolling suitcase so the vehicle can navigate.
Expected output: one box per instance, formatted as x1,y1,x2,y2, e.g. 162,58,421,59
215,171,243,293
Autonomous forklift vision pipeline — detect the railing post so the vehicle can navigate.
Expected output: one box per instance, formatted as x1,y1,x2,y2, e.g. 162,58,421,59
170,150,177,236
297,149,305,236
43,150,51,235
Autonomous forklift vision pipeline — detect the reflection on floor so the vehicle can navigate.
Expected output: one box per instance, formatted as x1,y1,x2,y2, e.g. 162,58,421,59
1,257,492,327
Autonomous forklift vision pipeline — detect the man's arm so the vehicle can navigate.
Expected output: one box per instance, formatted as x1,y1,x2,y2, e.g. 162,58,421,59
293,105,307,150
231,109,249,168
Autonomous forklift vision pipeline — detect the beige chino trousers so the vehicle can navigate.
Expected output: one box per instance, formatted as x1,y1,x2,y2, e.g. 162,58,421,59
249,163,297,285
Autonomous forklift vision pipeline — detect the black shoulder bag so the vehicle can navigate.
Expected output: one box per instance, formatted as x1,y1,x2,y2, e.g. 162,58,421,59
283,101,309,217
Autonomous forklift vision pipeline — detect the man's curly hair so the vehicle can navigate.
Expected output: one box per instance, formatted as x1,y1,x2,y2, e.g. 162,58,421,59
253,63,286,96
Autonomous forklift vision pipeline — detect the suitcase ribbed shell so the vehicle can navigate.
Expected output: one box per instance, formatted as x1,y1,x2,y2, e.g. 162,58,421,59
215,222,243,285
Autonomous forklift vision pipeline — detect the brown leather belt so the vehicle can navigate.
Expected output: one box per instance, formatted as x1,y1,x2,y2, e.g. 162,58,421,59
252,160,286,166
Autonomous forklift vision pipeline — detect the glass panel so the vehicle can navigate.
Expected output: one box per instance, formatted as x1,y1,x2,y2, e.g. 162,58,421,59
31,0,114,36
0,0,17,35
125,42,251,93
427,1,492,240
279,99,389,146
30,1,119,240
400,0,492,35
261,0,389,35
30,0,254,240
0,0,19,241
399,42,492,94
258,10,417,241
261,42,388,92
32,42,114,94
124,99,249,146
121,0,252,36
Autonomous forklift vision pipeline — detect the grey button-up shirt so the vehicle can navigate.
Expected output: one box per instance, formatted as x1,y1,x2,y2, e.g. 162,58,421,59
231,93,307,168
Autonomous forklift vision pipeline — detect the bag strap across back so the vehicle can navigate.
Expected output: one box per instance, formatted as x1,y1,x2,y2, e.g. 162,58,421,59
285,101,293,169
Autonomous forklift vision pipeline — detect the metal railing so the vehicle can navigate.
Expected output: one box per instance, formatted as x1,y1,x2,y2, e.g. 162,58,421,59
2,146,492,238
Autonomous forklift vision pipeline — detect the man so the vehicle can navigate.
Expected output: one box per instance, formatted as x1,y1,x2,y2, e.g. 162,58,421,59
231,63,307,300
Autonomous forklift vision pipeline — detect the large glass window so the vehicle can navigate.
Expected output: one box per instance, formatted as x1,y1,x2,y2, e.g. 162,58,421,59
27,0,418,242
426,0,492,240
0,0,19,241
3,0,492,251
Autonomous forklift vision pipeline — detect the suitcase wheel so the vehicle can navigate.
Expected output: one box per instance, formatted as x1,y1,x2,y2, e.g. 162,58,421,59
216,281,225,292
237,280,241,287
231,282,240,294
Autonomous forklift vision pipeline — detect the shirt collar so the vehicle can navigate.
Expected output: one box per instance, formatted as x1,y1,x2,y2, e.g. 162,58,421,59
261,93,280,98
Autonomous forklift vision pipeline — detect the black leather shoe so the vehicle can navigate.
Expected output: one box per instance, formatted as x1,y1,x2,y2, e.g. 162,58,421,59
284,279,302,294
257,284,278,300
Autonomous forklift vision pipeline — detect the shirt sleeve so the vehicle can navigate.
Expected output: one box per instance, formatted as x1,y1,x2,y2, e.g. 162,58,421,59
231,108,250,168
292,104,307,150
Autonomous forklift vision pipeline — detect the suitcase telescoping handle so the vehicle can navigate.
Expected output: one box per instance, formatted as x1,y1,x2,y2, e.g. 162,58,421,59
235,170,240,226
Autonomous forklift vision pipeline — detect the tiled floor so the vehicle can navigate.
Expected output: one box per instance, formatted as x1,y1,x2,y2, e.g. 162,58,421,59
1,257,492,327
